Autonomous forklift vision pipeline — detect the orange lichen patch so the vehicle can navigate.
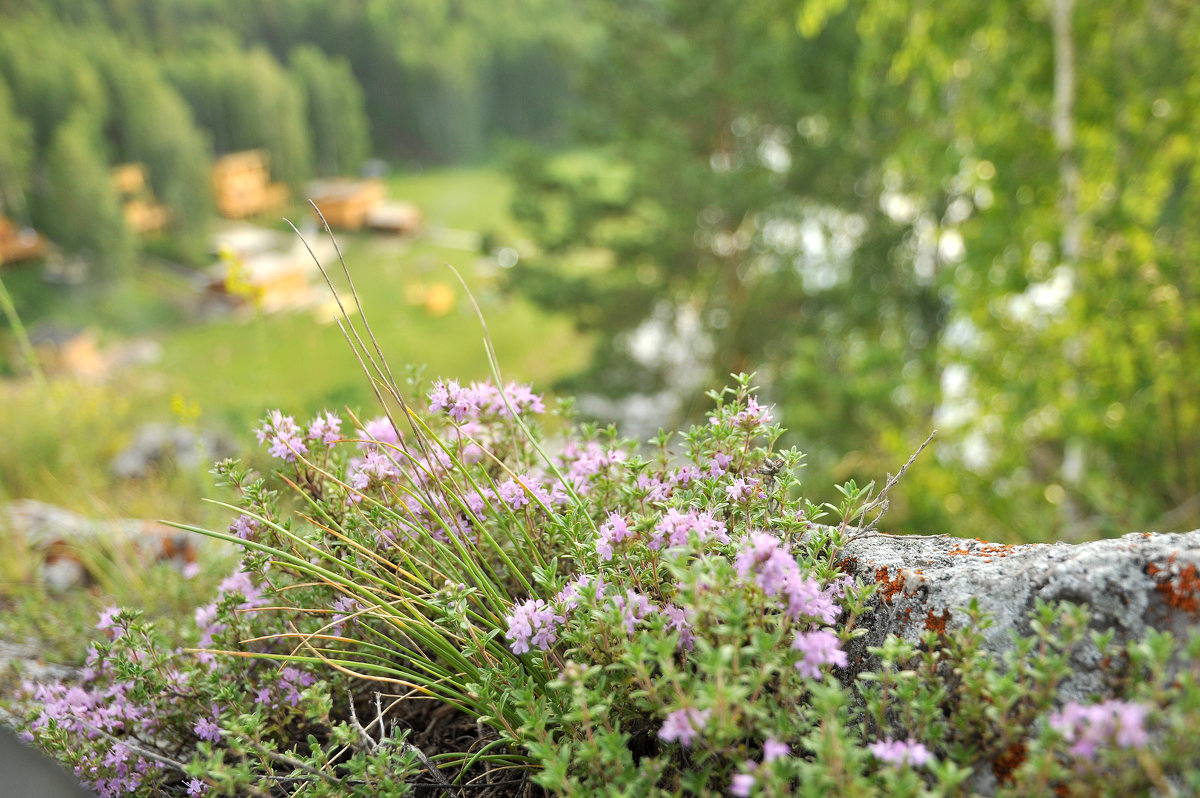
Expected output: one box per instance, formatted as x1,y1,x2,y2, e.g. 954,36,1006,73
874,566,906,603
944,539,1021,559
924,608,952,635
992,740,1027,785
1146,556,1200,613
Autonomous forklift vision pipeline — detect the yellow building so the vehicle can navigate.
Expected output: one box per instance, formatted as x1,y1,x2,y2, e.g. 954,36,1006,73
110,163,169,235
306,179,386,230
0,216,46,265
211,150,289,220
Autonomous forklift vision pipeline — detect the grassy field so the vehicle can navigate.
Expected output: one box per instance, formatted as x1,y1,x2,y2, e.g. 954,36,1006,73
154,164,586,431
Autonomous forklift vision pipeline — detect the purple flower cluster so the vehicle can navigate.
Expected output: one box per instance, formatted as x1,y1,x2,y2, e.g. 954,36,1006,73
95,606,122,636
255,410,307,462
1049,699,1151,760
428,380,473,421
428,379,545,422
612,590,654,635
649,508,729,551
507,574,698,655
562,440,628,491
254,666,317,708
490,382,546,416
663,604,695,651
26,682,153,796
509,473,573,511
496,477,530,509
307,410,343,445
672,465,701,485
24,610,175,796
724,476,759,503
228,514,259,541
407,471,572,546
595,513,635,561
729,739,792,796
348,449,401,492
506,599,565,654
791,629,848,680
88,743,155,797
730,773,756,796
635,472,670,502
868,737,933,768
556,574,604,611
435,473,570,538
733,533,840,624
736,396,772,428
658,707,711,747
710,395,773,430
194,571,268,666
193,714,221,743
447,420,487,463
217,571,266,606
519,577,695,654
329,595,365,635
709,452,733,475
27,680,149,742
356,415,399,448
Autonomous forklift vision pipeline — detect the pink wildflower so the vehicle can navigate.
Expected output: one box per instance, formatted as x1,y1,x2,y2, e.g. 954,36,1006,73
255,410,307,462
762,738,790,762
869,737,933,768
730,772,755,796
791,628,847,679
307,410,343,444
1049,699,1151,759
505,599,564,654
658,707,711,747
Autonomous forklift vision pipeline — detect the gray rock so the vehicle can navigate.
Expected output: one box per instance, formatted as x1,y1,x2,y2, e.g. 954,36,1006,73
0,725,96,797
828,529,1200,705
1,499,202,590
110,422,236,479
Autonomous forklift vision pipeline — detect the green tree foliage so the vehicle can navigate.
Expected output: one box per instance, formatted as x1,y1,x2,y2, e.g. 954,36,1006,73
288,45,369,177
832,0,1200,540
38,109,134,278
509,0,1200,542
0,21,135,273
164,43,313,187
0,22,107,150
509,0,938,509
354,0,584,160
1,0,583,163
0,76,33,219
89,40,213,260
0,20,216,267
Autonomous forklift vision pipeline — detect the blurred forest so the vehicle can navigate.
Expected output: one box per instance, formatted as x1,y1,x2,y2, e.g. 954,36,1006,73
0,0,1197,543
509,0,1200,542
0,0,578,267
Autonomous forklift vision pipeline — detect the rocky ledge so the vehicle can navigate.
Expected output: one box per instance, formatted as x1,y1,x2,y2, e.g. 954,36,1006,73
829,529,1200,704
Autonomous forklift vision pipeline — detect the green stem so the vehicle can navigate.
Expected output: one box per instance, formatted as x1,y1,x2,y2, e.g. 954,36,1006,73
0,272,45,386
